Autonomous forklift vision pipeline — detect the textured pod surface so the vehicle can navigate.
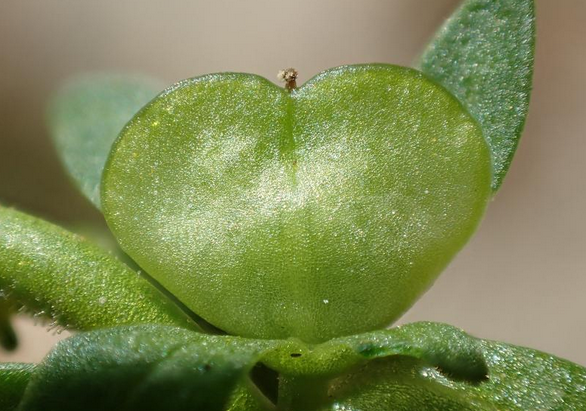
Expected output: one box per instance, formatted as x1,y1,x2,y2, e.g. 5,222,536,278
419,0,535,191
0,206,194,331
103,64,491,342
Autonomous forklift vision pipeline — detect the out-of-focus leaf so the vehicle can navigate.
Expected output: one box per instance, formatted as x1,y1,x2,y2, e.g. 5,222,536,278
0,298,17,351
0,319,17,352
48,74,162,208
18,326,274,411
0,206,196,332
418,0,535,191
225,382,276,411
0,363,35,411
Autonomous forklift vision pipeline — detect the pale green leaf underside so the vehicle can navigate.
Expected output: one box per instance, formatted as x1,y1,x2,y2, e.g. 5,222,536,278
418,0,535,191
0,206,195,331
48,74,162,208
103,64,491,343
10,323,586,410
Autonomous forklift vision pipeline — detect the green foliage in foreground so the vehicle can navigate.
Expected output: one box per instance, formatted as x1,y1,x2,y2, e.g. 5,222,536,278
2,323,586,411
2,1,579,410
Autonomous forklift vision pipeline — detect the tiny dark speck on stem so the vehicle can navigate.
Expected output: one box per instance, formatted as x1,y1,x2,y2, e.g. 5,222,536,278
290,353,302,358
278,68,298,92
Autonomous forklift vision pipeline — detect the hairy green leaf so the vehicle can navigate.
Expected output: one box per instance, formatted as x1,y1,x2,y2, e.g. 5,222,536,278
262,322,487,382
18,326,274,411
0,363,35,411
263,322,488,410
447,339,586,410
0,206,195,331
48,74,162,208
418,0,535,191
323,356,486,411
322,338,586,411
15,322,488,411
14,322,586,410
102,64,491,342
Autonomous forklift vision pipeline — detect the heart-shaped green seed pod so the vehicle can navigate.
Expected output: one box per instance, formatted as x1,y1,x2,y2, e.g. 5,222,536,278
102,64,491,343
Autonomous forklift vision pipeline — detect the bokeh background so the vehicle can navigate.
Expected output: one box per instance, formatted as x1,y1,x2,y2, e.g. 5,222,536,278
1,0,585,365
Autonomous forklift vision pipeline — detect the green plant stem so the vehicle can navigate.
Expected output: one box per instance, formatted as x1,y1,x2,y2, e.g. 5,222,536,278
277,375,329,411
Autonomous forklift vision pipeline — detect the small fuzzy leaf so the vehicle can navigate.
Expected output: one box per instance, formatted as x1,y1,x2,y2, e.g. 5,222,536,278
48,74,162,208
0,363,35,411
262,322,487,383
320,334,586,411
345,322,488,382
418,0,535,191
443,339,586,410
0,206,195,331
322,356,487,411
18,326,274,411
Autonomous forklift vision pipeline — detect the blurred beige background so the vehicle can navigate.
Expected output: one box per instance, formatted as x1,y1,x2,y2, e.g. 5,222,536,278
1,0,585,365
